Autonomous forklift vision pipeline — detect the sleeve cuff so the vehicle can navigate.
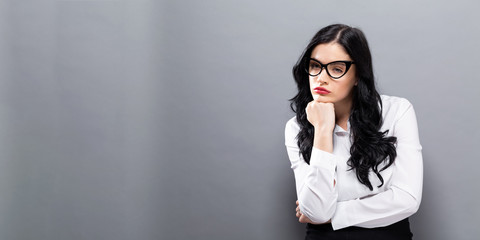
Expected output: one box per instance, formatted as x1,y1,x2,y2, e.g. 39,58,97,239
309,147,337,172
331,200,356,230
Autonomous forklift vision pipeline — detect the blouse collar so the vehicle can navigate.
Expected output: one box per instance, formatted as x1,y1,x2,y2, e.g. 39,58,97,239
334,120,351,135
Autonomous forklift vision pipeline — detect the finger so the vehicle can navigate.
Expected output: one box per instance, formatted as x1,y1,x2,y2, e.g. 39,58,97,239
299,214,311,224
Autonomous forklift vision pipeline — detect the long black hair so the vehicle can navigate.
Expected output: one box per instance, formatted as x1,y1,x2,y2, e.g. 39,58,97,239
289,24,397,191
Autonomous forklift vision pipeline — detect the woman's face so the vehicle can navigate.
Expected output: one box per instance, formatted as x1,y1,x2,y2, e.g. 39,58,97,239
309,42,357,105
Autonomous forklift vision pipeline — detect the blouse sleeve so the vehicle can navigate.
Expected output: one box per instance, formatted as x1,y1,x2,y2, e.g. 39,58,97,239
285,118,338,224
331,102,423,230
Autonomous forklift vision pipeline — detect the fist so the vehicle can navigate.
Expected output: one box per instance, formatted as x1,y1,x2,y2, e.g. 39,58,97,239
305,100,335,132
296,200,313,223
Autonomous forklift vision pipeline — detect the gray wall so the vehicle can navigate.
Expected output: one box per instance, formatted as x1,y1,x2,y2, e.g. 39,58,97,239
0,0,479,239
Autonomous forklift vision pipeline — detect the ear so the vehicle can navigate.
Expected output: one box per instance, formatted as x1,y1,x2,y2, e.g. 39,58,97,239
354,81,358,86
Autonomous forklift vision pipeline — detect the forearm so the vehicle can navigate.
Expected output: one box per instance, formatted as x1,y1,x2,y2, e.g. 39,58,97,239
286,118,337,224
297,147,338,224
331,185,421,229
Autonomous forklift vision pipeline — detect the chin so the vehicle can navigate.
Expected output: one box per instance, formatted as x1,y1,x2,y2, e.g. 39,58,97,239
312,94,326,99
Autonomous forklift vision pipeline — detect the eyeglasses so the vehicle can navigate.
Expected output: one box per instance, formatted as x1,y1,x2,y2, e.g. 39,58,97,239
306,58,355,79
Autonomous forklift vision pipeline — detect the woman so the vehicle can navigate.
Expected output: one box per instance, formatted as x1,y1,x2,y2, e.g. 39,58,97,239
285,24,423,239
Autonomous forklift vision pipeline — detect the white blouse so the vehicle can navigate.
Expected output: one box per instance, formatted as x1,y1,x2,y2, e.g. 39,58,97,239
285,95,423,230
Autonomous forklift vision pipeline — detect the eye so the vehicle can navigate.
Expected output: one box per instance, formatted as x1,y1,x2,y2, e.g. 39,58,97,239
309,62,321,69
332,67,344,73
328,62,347,75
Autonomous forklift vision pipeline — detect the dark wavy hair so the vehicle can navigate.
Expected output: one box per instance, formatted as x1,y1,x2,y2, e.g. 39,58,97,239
289,24,397,191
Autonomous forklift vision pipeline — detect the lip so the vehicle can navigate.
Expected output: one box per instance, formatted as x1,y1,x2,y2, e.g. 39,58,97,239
314,87,331,94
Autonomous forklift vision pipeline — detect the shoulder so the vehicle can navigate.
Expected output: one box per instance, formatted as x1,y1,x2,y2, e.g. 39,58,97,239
285,116,300,145
380,95,417,130
380,95,413,109
285,116,299,130
380,94,414,119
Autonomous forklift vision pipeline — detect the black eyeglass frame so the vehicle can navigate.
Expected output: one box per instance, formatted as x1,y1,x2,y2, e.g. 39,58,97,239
306,58,355,79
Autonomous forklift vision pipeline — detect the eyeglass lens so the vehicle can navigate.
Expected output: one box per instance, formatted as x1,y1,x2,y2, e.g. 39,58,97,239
308,60,348,78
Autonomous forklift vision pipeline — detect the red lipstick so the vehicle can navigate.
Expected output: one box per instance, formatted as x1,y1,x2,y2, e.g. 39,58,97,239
314,87,331,94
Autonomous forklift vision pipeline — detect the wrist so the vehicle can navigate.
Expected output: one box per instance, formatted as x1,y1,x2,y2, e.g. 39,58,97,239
314,125,334,135
313,129,333,153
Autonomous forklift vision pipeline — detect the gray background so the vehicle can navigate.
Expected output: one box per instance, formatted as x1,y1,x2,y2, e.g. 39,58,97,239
0,0,479,239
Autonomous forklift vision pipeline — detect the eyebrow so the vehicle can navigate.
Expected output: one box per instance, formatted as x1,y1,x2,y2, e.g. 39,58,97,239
310,58,352,64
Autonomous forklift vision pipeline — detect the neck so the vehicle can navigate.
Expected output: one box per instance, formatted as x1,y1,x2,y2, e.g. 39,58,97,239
334,96,353,125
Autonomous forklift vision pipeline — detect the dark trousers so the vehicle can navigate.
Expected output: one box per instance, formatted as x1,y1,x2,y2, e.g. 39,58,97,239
305,218,413,240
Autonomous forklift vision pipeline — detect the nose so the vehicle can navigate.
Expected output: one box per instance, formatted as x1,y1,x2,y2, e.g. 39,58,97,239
315,67,329,85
